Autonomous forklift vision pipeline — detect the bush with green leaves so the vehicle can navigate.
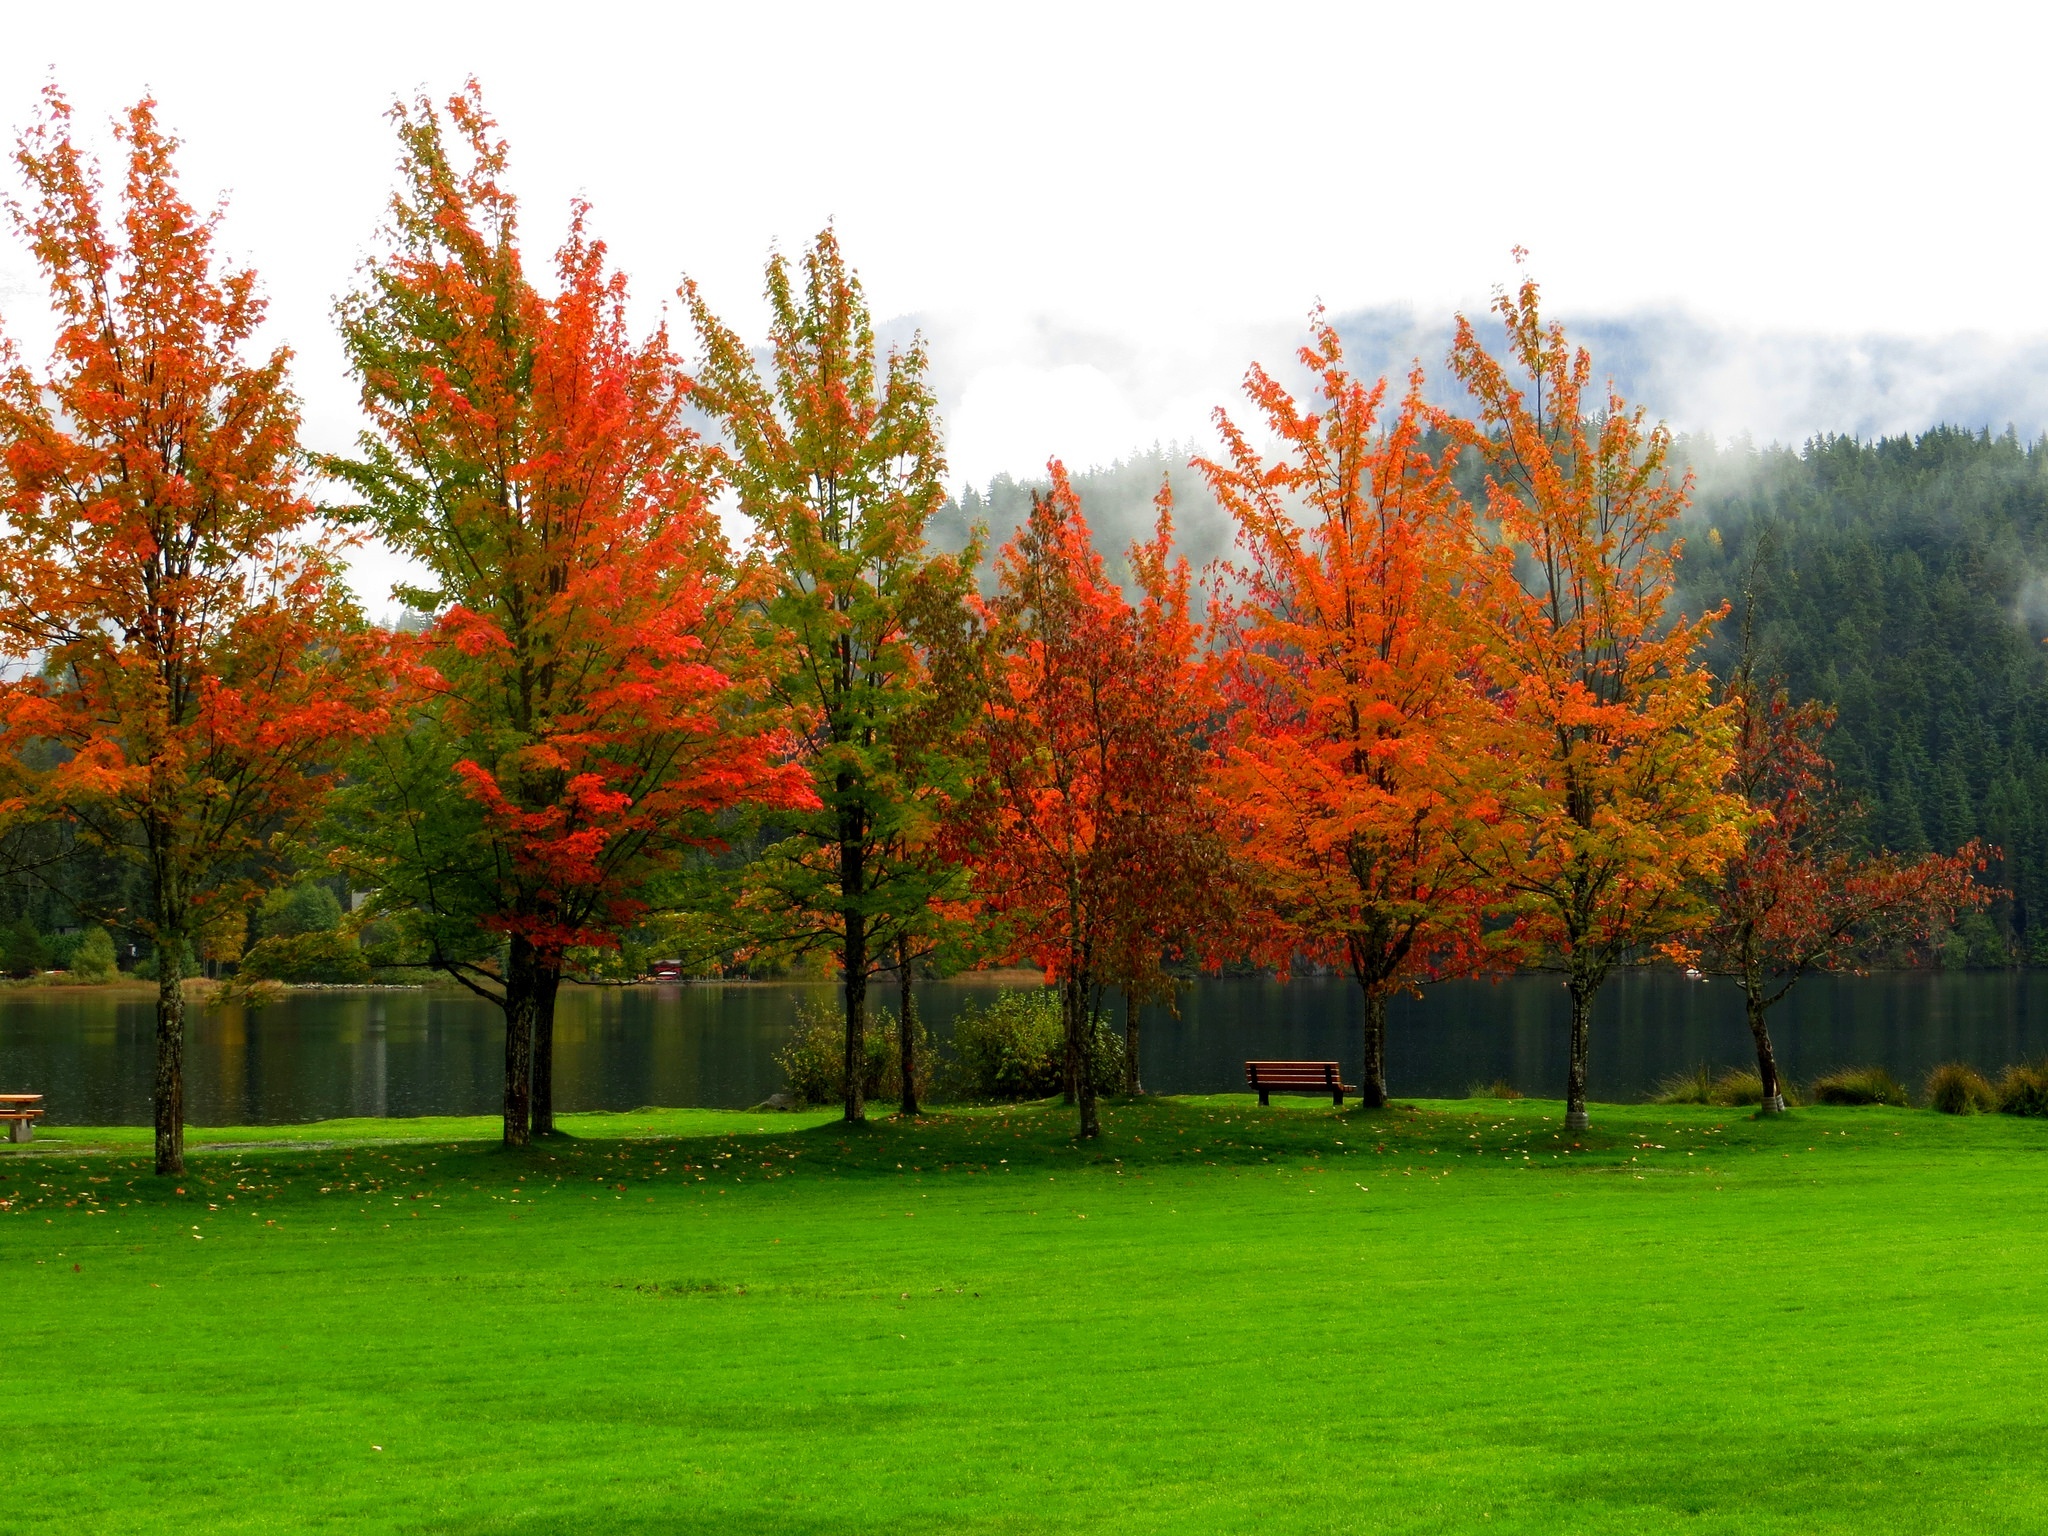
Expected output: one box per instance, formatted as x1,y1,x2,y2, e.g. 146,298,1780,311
257,881,345,939
133,938,199,982
68,926,118,983
240,931,371,985
773,995,933,1108
946,989,1125,1101
1467,1080,1524,1101
1810,1066,1909,1107
1925,1062,1998,1114
2,918,50,979
1995,1061,2048,1117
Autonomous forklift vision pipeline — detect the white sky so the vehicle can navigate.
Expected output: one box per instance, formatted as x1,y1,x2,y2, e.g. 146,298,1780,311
1,0,2042,605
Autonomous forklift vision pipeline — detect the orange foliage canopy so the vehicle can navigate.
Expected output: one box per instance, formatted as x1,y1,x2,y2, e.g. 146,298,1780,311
976,463,1224,1133
1444,272,1749,1126
1202,319,1497,1105
0,90,388,1174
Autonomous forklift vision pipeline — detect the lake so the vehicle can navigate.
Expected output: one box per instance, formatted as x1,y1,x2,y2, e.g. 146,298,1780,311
6,970,2048,1126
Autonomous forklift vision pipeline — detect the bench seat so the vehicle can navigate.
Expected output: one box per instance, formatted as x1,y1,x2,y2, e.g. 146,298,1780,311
1244,1061,1355,1107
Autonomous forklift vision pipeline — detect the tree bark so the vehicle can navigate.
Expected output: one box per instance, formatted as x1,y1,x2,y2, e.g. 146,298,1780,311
1565,972,1593,1131
153,932,186,1177
1123,994,1143,1097
1071,972,1100,1139
1746,990,1786,1113
840,798,867,1124
1062,976,1079,1106
502,935,536,1148
529,963,561,1136
897,941,920,1117
1359,987,1389,1109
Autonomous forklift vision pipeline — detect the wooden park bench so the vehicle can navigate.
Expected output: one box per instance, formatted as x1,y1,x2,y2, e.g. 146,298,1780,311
0,1094,44,1143
1244,1061,1354,1107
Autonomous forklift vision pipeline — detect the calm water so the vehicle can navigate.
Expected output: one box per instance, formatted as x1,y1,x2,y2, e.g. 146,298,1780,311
6,971,2048,1126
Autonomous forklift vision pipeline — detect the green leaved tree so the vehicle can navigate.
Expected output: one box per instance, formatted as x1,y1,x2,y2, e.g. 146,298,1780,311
686,228,973,1124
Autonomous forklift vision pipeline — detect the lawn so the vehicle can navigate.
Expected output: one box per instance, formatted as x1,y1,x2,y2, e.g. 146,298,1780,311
7,1095,2048,1534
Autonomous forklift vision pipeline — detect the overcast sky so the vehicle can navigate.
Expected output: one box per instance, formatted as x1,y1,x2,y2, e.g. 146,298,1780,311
1,0,2042,603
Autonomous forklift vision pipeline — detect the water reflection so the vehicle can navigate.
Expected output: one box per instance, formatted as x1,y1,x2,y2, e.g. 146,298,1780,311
5,971,2048,1125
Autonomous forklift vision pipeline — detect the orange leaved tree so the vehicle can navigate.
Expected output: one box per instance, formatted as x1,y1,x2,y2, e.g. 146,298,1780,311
1202,320,1498,1107
977,464,1223,1137
0,91,387,1176
327,86,814,1145
1444,271,1748,1130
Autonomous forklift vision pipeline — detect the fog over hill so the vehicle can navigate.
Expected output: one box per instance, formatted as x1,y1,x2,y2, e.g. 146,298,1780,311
926,306,2048,576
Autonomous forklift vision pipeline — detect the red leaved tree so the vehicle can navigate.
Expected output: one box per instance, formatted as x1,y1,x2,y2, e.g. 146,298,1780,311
328,85,814,1145
1202,320,1498,1107
0,91,387,1176
977,464,1224,1136
1684,613,1994,1110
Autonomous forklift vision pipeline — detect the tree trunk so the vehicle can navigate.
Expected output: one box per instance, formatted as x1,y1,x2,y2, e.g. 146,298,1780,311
1359,987,1389,1109
153,933,186,1177
529,964,561,1136
840,809,867,1124
897,941,920,1118
1071,972,1100,1139
1123,995,1143,1097
1062,978,1079,1105
1565,972,1594,1132
502,935,536,1148
1746,990,1786,1113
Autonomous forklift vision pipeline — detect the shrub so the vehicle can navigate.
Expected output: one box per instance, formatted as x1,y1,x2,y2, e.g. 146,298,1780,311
2,918,49,979
1810,1065,1909,1107
239,931,371,985
774,996,935,1108
1652,1065,1713,1105
69,926,118,983
946,989,1125,1101
1995,1060,2048,1118
1708,1068,1766,1106
1467,1080,1524,1100
1653,1066,1769,1107
256,880,344,939
134,938,200,981
1924,1062,1998,1114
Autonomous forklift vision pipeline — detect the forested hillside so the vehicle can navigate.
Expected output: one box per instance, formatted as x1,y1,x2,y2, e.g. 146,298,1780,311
1676,427,2048,960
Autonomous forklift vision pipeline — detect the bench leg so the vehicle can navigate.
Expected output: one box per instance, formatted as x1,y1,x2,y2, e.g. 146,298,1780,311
1258,1090,1269,1107
9,1118,30,1143
1333,1090,1343,1106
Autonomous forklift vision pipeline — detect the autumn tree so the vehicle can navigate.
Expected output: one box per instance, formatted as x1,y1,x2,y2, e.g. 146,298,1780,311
686,229,969,1126
327,85,812,1146
1684,603,1993,1110
1202,321,1496,1107
1443,271,1748,1131
0,91,386,1176
977,465,1223,1136
872,549,994,1116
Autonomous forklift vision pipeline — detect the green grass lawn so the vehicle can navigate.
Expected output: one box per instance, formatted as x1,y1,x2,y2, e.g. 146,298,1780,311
8,1095,2048,1534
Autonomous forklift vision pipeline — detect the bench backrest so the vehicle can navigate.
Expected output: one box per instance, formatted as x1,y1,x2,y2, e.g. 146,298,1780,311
1244,1061,1339,1085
